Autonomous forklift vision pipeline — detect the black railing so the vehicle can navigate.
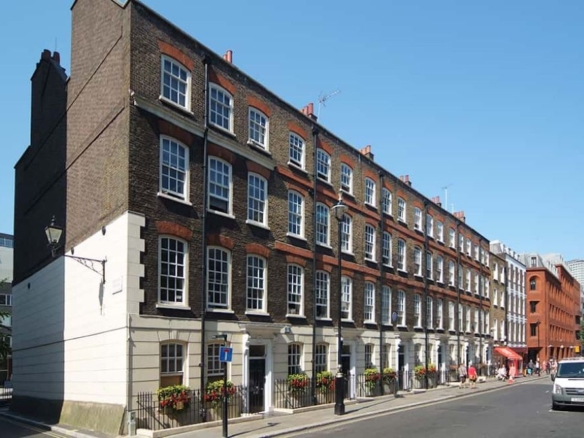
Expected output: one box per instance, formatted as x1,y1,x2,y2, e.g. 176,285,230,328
134,386,246,431
0,387,12,406
274,378,337,409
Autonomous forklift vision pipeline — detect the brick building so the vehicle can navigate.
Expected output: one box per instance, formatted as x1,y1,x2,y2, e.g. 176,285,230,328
489,251,507,360
0,233,13,384
12,0,491,434
522,253,580,363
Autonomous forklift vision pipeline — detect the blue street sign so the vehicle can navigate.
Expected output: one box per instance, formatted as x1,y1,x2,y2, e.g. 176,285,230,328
220,347,233,363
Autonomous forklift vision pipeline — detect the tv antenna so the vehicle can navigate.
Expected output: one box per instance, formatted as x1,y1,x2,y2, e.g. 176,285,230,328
317,89,341,119
442,184,452,212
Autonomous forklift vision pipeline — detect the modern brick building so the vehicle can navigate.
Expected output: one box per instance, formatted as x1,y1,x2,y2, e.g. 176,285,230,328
566,259,584,316
13,0,492,433
522,253,581,363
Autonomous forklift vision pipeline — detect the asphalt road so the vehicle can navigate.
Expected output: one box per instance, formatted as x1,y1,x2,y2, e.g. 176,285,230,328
289,379,584,438
0,415,69,438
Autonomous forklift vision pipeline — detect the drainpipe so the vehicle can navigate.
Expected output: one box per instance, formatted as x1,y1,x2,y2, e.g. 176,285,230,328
423,200,430,389
200,53,211,418
310,125,319,406
456,220,462,368
478,239,483,374
378,171,385,395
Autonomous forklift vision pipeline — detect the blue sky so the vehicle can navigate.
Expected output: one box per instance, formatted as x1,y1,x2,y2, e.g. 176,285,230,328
2,0,583,260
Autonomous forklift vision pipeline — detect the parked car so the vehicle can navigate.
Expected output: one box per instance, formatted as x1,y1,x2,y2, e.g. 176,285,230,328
551,357,584,410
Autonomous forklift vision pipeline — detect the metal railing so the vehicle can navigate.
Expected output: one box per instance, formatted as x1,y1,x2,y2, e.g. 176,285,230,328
134,386,246,431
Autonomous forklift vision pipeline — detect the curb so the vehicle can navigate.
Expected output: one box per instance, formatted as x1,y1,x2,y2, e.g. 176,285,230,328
256,376,548,438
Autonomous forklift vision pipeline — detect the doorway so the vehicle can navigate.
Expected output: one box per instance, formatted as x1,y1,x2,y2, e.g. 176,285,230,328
248,345,265,413
398,344,405,390
341,345,351,399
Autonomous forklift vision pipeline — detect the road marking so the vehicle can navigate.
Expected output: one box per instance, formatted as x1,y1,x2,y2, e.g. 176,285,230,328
2,417,68,437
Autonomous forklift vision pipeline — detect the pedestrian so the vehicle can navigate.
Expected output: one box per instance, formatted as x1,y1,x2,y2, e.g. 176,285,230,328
458,363,467,389
527,359,534,376
535,359,541,376
468,362,478,389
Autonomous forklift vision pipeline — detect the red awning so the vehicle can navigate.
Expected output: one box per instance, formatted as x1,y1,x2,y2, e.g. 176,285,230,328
494,346,523,361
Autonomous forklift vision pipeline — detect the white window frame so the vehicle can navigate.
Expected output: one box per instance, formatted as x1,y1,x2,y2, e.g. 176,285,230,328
426,296,433,329
365,178,376,207
414,207,422,230
209,83,234,133
397,239,406,271
426,251,433,279
341,276,352,320
315,344,328,374
207,246,231,309
365,344,375,369
288,343,303,375
448,301,455,331
436,299,443,329
381,285,392,325
0,294,11,306
158,236,188,306
248,107,269,150
436,221,444,242
340,214,353,253
414,247,422,276
208,156,233,215
316,203,330,246
448,260,455,286
449,228,456,248
382,232,392,266
159,136,189,202
160,55,191,111
287,191,304,238
414,294,422,327
364,282,375,322
207,343,224,376
397,198,406,222
287,264,304,316
473,271,479,294
397,290,406,326
466,305,471,332
426,214,434,237
246,255,267,312
288,133,305,169
340,163,353,194
315,271,330,319
316,149,331,182
364,224,376,261
161,342,185,379
247,173,268,226
436,256,444,283
382,188,392,215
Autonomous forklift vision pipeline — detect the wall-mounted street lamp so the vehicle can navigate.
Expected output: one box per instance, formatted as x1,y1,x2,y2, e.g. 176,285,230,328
45,216,107,284
331,194,347,416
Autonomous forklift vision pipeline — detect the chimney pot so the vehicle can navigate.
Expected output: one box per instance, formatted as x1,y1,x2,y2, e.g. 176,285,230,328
223,50,233,63
52,51,60,64
41,49,51,61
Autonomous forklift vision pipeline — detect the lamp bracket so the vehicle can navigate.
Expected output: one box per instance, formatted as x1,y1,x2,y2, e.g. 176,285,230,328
63,254,107,284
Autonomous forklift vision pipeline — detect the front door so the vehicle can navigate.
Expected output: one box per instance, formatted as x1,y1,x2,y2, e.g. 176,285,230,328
248,345,266,413
398,344,405,390
341,345,351,399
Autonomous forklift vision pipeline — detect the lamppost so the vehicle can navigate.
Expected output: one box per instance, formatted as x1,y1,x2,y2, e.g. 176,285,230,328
536,320,541,362
213,334,229,438
45,216,107,283
332,195,347,416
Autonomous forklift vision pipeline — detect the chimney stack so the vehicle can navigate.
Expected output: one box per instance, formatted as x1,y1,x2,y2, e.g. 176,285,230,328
52,51,60,64
41,49,51,61
360,145,374,161
453,211,466,222
300,103,317,121
223,50,233,63
431,196,442,207
399,175,411,186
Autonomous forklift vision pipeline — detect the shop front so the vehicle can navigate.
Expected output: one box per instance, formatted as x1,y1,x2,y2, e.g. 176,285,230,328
493,346,523,378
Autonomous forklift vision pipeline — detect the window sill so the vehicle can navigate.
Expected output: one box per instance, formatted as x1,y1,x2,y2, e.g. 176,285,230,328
245,220,270,230
287,162,308,174
342,318,354,323
156,303,190,310
382,263,393,269
245,310,269,316
364,202,378,210
207,209,235,220
397,324,407,329
286,233,306,241
364,257,376,263
247,140,271,155
157,192,193,206
364,320,377,325
316,317,332,321
158,95,194,116
340,188,353,197
397,218,407,225
286,313,306,319
414,274,423,280
209,123,236,138
397,269,408,274
206,308,235,314
317,242,333,250
342,250,354,256
317,177,333,187
414,325,424,330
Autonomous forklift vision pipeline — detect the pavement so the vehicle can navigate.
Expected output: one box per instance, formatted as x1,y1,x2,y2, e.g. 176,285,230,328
0,375,551,438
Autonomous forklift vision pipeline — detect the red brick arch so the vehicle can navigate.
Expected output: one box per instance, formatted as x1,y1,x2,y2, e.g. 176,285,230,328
156,221,192,241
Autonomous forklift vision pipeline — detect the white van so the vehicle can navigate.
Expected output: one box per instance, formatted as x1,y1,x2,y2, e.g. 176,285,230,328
551,357,584,410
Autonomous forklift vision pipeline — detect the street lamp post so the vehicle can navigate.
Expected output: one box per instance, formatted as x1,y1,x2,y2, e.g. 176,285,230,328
332,195,347,416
